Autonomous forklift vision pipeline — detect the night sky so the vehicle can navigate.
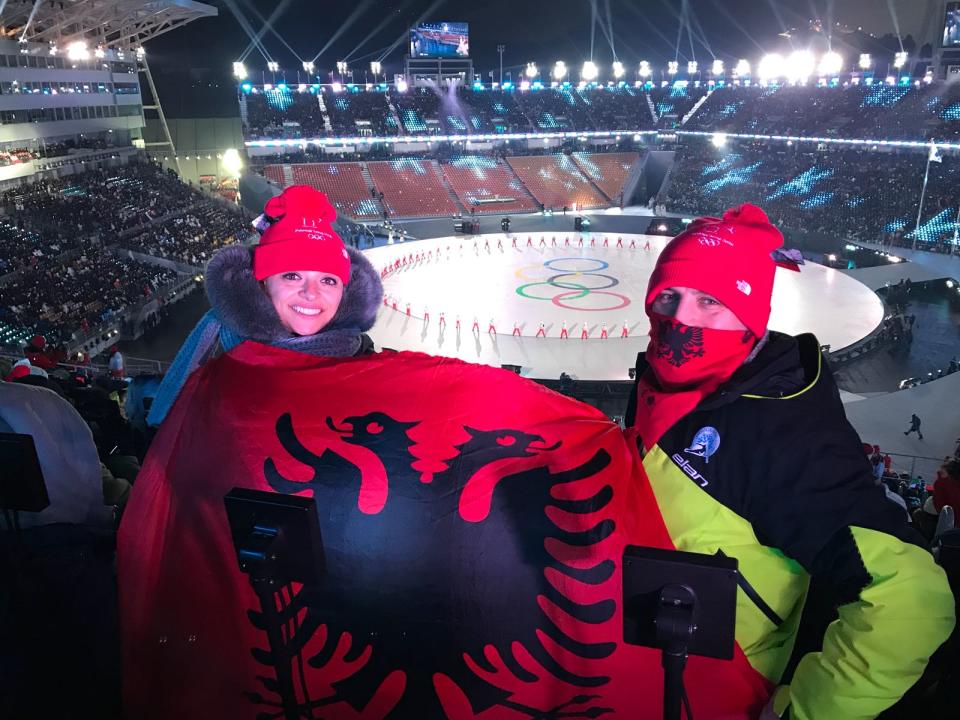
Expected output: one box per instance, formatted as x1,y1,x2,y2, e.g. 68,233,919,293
147,0,915,116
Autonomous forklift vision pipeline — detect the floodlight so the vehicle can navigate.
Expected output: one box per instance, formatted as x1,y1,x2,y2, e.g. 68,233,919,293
668,60,679,75
687,60,698,74
711,132,727,148
859,53,872,70
370,61,381,75
734,59,750,76
233,62,248,80
639,60,651,78
553,61,567,80
302,61,315,73
785,50,815,82
267,61,280,72
894,51,908,69
612,60,625,79
818,51,843,76
525,62,538,78
758,53,785,81
582,60,599,81
67,41,90,61
711,59,724,75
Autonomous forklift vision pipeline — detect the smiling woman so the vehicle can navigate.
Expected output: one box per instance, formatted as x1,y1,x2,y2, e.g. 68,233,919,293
145,185,383,427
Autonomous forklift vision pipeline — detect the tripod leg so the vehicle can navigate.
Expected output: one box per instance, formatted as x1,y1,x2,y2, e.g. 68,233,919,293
662,649,687,720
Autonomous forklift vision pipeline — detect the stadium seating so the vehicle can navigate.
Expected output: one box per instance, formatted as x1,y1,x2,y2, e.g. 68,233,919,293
263,164,286,186
505,154,608,210
570,151,641,203
325,90,397,136
649,84,711,127
580,86,655,130
367,159,459,217
440,156,537,214
244,90,326,139
290,163,382,219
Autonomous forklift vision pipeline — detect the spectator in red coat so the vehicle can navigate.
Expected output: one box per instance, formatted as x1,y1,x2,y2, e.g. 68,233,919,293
23,335,65,371
932,458,960,524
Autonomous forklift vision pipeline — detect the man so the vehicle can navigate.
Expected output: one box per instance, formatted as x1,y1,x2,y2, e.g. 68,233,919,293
905,413,924,439
625,204,954,719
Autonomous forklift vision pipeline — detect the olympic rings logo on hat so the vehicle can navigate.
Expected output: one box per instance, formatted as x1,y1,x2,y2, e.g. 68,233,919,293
514,258,632,311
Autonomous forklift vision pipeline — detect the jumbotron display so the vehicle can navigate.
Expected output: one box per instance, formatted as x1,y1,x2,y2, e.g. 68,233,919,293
409,22,469,58
944,3,960,47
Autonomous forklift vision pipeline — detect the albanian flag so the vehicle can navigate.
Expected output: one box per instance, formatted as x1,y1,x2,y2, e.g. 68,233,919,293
118,343,770,719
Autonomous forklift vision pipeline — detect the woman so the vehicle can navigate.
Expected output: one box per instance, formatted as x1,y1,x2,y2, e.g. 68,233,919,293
146,185,382,427
624,204,954,720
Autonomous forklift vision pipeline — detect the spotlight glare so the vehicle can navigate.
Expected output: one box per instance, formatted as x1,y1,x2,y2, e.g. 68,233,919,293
734,58,751,76
612,60,625,79
232,62,248,80
639,60,651,78
859,53,872,70
302,61,315,73
668,60,679,75
552,61,567,80
396,77,408,93
525,62,538,79
785,50,815,82
66,41,90,61
370,60,381,75
711,132,727,148
894,51,908,69
687,60,698,74
581,60,598,81
267,61,280,72
222,148,243,178
818,51,843,76
711,59,724,76
758,53,785,81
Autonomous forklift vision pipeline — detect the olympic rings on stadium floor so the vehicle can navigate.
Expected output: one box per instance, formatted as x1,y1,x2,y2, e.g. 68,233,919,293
514,257,632,311
548,273,619,290
552,289,632,311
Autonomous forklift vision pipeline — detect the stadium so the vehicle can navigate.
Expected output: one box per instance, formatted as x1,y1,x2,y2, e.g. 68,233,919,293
1,1,960,718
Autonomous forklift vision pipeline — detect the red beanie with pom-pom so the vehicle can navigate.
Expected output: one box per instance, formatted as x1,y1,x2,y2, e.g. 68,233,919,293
253,185,351,284
645,204,784,338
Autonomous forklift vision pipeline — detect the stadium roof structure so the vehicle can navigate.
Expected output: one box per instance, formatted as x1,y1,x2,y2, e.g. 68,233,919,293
0,0,217,48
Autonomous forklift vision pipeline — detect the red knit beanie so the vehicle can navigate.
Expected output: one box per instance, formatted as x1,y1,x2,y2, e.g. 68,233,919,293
253,185,351,284
645,204,784,338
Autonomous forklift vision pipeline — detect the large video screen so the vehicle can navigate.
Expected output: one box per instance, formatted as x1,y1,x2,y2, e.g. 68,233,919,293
944,3,960,47
410,22,469,58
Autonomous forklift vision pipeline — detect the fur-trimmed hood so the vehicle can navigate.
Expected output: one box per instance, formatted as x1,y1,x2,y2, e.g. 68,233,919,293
204,244,382,342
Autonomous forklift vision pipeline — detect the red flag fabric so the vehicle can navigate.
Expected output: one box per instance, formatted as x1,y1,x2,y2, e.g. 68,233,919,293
118,342,771,719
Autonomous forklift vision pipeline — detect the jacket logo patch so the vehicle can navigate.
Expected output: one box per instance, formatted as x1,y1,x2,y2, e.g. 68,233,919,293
684,426,721,464
671,454,709,488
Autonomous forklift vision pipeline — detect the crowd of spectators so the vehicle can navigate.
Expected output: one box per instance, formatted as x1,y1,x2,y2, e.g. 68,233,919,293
687,82,960,141
0,250,179,348
1,159,249,351
241,81,960,143
0,162,200,243
122,201,251,267
665,138,960,245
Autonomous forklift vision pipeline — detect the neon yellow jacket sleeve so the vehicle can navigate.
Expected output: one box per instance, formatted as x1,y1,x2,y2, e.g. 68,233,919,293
777,526,955,720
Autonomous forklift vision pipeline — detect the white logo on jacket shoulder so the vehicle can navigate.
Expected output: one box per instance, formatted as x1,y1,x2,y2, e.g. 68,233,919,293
684,426,721,463
736,280,752,296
